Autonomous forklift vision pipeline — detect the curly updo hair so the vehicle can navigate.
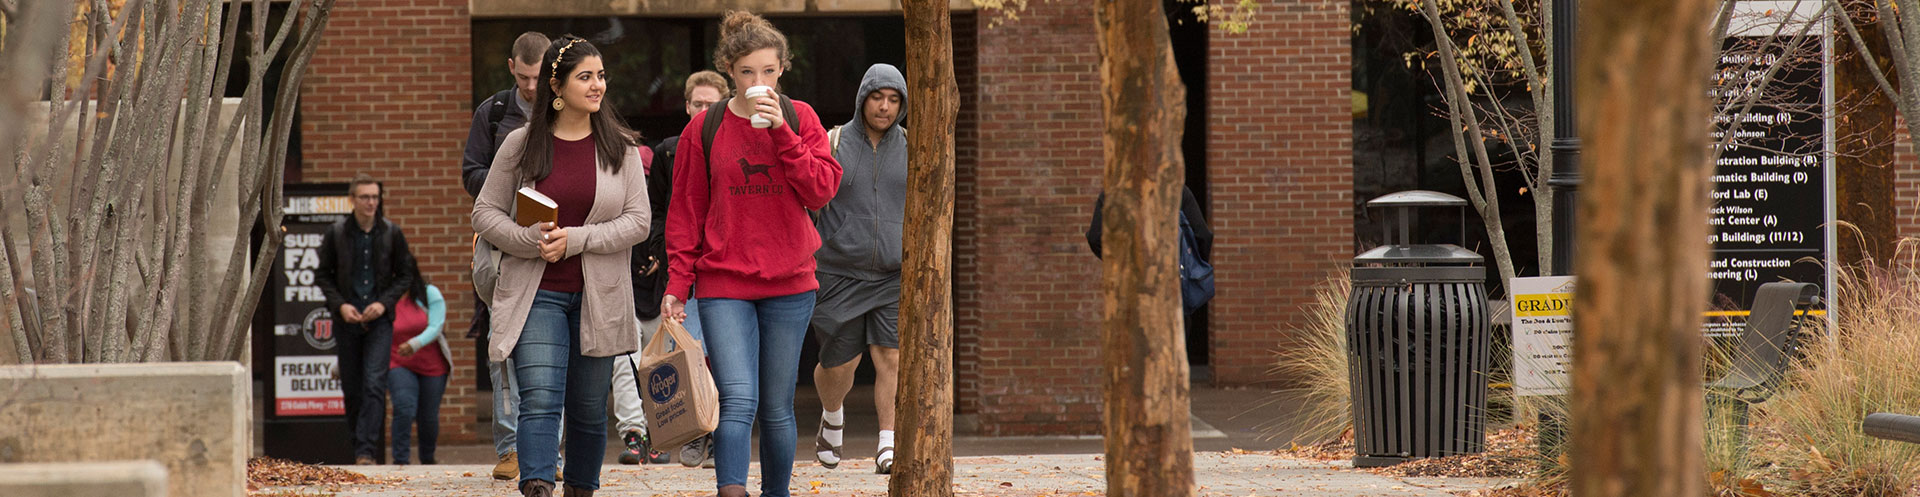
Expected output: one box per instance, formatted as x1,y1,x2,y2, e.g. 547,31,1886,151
712,10,791,83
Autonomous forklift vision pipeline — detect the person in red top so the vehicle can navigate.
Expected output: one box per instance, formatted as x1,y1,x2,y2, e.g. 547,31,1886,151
387,264,452,465
660,10,841,497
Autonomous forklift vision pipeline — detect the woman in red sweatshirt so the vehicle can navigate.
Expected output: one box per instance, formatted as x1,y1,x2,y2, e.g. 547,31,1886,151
660,10,841,497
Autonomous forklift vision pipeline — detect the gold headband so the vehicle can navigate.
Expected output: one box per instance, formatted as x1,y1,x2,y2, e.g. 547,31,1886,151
549,38,582,86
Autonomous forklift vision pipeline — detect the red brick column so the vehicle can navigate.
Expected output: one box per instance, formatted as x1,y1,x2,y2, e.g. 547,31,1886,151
1205,0,1354,386
1896,124,1920,239
951,12,986,425
300,0,481,445
958,2,1106,435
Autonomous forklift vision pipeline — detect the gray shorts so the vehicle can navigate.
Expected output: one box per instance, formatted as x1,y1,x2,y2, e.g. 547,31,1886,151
811,272,901,368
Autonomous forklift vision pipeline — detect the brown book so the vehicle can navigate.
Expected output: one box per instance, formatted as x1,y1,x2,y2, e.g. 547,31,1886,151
515,187,558,227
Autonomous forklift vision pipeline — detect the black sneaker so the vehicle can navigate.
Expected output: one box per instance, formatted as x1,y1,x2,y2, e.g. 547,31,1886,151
641,433,669,464
619,431,644,465
622,430,671,465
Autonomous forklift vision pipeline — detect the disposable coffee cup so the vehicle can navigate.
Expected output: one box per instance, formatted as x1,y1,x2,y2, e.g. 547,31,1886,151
744,85,774,128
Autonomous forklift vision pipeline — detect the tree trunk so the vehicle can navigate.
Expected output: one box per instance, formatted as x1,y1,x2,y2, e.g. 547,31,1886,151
1569,0,1717,495
1094,0,1193,496
890,1,957,496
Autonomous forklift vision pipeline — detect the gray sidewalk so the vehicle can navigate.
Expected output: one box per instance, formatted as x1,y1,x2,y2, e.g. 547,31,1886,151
266,385,1518,495
278,452,1512,496
430,384,1327,465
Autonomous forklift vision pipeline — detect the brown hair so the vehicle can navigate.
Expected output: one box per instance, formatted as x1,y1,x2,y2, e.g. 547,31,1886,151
512,32,550,65
684,70,730,100
712,11,790,79
348,173,381,195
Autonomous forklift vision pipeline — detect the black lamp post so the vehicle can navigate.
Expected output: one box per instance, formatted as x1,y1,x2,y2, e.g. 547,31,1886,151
1539,0,1579,460
1549,0,1580,273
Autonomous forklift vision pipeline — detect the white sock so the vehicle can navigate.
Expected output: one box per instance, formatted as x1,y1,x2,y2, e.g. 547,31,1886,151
821,409,845,447
878,430,895,450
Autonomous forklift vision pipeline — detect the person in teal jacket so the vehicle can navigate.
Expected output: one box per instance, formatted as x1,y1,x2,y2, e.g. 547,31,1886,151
389,263,455,465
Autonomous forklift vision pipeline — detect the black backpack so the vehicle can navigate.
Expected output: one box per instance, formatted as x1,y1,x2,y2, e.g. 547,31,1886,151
1177,210,1216,315
485,89,514,137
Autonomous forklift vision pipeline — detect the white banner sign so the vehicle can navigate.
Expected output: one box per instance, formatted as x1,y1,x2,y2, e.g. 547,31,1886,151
1512,276,1574,397
274,355,344,416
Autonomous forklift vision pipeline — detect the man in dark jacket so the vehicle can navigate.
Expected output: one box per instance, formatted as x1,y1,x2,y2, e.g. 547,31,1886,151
315,173,415,465
611,70,727,468
459,30,547,481
809,63,908,475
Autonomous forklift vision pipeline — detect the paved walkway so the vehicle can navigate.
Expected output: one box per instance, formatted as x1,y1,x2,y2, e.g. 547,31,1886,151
276,453,1512,496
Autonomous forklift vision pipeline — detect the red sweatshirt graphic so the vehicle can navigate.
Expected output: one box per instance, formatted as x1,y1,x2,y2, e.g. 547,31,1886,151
666,99,842,301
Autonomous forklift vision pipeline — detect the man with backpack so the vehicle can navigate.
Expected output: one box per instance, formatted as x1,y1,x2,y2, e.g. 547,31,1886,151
1086,186,1216,316
612,70,728,468
809,63,909,475
459,30,548,481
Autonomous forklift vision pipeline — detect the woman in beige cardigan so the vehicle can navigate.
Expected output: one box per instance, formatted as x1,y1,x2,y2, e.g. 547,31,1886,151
472,36,648,497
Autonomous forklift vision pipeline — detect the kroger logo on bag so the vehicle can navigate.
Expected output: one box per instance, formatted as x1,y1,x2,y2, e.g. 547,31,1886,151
648,364,680,404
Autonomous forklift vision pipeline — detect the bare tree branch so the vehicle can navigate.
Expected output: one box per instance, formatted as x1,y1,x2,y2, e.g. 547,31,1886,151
0,228,30,363
0,0,77,191
1710,1,1828,160
1875,1,1911,101
1831,0,1901,113
222,0,335,359
1421,0,1520,287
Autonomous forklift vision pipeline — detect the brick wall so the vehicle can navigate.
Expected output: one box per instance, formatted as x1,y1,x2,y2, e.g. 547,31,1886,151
299,0,481,445
1205,0,1354,386
958,1,1107,435
952,12,985,423
1896,124,1920,239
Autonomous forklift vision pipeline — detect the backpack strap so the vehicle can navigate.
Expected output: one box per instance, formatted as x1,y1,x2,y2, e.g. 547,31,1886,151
701,99,729,184
827,125,843,157
485,89,514,137
700,95,807,183
779,95,799,131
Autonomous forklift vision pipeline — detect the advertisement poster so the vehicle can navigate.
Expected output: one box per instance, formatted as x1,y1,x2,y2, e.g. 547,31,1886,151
270,193,351,416
1511,276,1574,397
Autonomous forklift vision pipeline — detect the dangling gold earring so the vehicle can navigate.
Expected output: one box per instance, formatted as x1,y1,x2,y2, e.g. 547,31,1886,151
551,97,565,112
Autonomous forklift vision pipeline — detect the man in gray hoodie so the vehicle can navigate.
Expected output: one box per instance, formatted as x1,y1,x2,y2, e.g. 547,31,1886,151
810,63,908,475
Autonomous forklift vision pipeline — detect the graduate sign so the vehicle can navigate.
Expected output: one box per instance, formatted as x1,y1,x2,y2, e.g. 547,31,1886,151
1511,276,1574,397
1707,1,1835,335
269,191,352,416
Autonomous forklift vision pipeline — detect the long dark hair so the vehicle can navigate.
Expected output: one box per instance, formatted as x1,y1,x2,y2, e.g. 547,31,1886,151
405,255,430,308
514,35,635,183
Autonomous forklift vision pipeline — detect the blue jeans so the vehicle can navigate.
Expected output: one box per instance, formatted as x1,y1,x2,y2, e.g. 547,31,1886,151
489,358,519,457
513,290,614,489
700,291,815,496
335,313,392,460
388,367,447,464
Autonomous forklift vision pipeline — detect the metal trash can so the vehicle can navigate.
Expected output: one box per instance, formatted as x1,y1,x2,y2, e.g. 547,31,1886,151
1346,190,1491,467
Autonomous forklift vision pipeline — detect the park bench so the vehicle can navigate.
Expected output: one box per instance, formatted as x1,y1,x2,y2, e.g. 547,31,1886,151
1705,281,1821,437
1864,413,1920,444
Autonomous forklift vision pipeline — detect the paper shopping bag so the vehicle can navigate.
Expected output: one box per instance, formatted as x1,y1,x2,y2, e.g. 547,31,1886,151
636,317,718,449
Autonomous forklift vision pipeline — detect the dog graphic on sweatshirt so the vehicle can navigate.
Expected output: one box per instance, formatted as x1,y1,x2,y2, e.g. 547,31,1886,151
738,158,774,184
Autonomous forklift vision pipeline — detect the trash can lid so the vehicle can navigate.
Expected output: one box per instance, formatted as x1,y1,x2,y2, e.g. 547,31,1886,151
1366,190,1468,208
1355,244,1485,264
